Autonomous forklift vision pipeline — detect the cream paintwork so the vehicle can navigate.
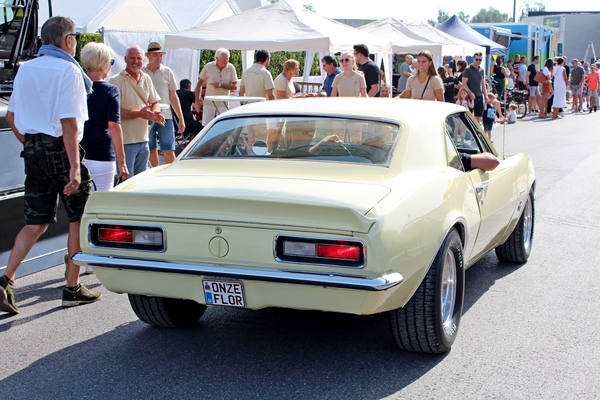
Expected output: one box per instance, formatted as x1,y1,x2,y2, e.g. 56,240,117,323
78,98,535,315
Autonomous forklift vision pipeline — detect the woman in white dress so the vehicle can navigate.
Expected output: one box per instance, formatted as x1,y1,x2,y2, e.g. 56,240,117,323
331,52,367,97
551,57,568,119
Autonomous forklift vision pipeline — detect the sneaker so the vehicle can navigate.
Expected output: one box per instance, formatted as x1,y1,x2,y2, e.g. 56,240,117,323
528,111,536,116
0,275,19,314
62,283,102,307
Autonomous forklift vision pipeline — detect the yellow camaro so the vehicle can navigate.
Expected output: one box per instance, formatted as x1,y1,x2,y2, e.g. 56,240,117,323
74,98,535,354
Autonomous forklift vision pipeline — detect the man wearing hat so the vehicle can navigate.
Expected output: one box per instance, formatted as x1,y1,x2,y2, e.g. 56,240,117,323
195,48,238,126
142,42,185,166
109,45,164,176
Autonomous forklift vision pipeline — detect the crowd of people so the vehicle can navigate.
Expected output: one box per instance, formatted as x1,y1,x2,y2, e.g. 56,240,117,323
4,15,592,316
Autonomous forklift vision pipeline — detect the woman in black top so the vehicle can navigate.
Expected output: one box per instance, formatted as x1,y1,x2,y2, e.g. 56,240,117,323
80,43,128,191
492,58,506,99
438,66,458,103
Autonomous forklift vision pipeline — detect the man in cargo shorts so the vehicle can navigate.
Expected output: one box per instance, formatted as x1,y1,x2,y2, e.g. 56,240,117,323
1,16,101,315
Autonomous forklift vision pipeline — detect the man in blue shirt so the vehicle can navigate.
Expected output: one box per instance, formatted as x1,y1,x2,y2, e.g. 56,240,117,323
321,55,341,96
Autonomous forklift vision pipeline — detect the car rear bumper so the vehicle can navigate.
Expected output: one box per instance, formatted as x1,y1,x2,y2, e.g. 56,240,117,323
73,253,403,292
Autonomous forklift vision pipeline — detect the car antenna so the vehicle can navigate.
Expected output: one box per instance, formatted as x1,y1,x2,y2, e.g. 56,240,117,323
502,123,506,160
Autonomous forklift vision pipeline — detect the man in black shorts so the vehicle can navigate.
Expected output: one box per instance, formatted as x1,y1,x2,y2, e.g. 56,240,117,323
462,52,488,123
1,17,101,315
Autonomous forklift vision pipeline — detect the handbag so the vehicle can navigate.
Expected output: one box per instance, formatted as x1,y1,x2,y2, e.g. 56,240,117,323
534,71,547,84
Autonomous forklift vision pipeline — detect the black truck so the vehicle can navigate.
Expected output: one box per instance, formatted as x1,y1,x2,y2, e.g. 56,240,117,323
0,0,68,278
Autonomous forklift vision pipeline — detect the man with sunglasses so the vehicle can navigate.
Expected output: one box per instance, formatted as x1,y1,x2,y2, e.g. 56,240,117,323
462,52,488,123
1,17,101,315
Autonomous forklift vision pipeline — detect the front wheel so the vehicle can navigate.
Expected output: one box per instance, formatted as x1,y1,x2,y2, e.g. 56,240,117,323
516,98,528,119
128,294,207,327
389,228,465,353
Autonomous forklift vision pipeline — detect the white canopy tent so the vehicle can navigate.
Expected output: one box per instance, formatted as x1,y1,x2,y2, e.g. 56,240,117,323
400,21,486,64
165,1,394,86
38,0,242,85
358,17,444,82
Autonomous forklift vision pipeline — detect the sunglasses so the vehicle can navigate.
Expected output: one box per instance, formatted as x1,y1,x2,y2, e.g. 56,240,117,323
66,32,81,41
474,58,482,61
110,58,115,66
341,58,352,63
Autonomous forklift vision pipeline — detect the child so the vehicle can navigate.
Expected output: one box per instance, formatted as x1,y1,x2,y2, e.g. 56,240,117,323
483,93,502,140
456,87,474,110
587,63,598,112
498,104,518,125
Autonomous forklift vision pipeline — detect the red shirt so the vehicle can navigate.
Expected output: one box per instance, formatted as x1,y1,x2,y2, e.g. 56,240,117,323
587,71,599,91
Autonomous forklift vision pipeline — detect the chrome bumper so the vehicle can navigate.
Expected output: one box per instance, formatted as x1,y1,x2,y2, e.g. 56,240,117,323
73,253,403,292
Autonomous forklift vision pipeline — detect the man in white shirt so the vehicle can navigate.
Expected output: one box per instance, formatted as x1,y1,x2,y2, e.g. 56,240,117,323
239,49,275,100
195,48,238,126
1,16,101,315
142,42,185,166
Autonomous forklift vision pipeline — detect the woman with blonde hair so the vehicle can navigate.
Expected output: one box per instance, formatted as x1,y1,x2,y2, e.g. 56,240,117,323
274,59,300,99
404,50,444,101
331,52,367,97
80,42,128,192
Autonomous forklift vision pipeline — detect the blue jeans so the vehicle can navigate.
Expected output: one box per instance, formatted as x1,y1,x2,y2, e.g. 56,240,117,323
148,119,175,151
124,142,150,176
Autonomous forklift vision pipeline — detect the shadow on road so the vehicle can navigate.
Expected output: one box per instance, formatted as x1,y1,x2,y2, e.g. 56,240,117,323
0,253,526,398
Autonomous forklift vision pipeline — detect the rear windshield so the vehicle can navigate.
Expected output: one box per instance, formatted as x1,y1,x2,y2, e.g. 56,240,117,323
184,116,401,165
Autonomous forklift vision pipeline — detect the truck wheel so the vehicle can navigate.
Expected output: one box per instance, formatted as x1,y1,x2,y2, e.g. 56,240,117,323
389,228,465,353
128,294,206,328
495,191,535,263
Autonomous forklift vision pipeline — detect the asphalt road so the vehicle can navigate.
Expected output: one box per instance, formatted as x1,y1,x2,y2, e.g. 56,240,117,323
1,109,599,399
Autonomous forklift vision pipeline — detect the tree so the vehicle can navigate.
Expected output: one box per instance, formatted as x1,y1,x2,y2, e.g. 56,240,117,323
437,8,450,24
471,7,510,23
303,3,315,12
519,0,546,22
456,11,471,23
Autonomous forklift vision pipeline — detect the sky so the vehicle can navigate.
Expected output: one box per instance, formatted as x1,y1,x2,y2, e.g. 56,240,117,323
285,0,599,22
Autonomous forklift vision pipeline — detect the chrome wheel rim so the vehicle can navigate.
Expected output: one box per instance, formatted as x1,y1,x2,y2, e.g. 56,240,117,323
523,197,533,251
441,249,457,328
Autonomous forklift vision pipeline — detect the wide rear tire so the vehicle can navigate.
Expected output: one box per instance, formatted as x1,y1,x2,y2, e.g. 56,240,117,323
389,229,465,354
495,191,535,263
128,294,207,328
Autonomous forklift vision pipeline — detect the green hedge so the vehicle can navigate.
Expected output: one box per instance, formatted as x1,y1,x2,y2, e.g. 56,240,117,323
75,33,102,64
200,49,322,78
75,35,323,78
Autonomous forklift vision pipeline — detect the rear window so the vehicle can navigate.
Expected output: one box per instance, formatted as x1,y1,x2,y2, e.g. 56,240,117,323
184,116,401,166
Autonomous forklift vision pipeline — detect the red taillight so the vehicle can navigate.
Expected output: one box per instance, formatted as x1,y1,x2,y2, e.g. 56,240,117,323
317,244,360,260
98,228,133,243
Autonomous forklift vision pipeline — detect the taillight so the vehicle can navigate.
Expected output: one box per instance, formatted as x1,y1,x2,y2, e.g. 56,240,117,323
317,244,360,260
90,224,165,252
276,236,365,267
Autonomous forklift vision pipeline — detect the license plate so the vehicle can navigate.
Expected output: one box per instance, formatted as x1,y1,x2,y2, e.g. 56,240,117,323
202,280,245,308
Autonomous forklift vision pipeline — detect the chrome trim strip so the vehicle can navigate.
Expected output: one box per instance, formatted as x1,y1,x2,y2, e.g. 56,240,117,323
72,253,402,292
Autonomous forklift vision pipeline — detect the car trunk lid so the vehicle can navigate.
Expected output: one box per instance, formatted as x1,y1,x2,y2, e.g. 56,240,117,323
86,176,391,233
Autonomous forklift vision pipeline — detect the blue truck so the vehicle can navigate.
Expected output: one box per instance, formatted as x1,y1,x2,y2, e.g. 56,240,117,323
470,22,558,65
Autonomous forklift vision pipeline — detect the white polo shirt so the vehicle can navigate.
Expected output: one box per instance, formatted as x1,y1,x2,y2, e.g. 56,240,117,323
8,55,88,141
142,64,177,119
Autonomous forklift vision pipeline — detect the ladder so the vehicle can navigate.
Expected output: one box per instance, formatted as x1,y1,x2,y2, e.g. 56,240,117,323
582,41,596,63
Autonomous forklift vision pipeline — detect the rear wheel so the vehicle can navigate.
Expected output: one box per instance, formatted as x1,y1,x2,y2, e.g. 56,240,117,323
128,294,207,327
495,191,535,263
389,228,465,353
516,98,528,119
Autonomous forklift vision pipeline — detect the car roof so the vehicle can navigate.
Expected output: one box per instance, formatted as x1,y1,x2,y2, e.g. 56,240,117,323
220,97,464,126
